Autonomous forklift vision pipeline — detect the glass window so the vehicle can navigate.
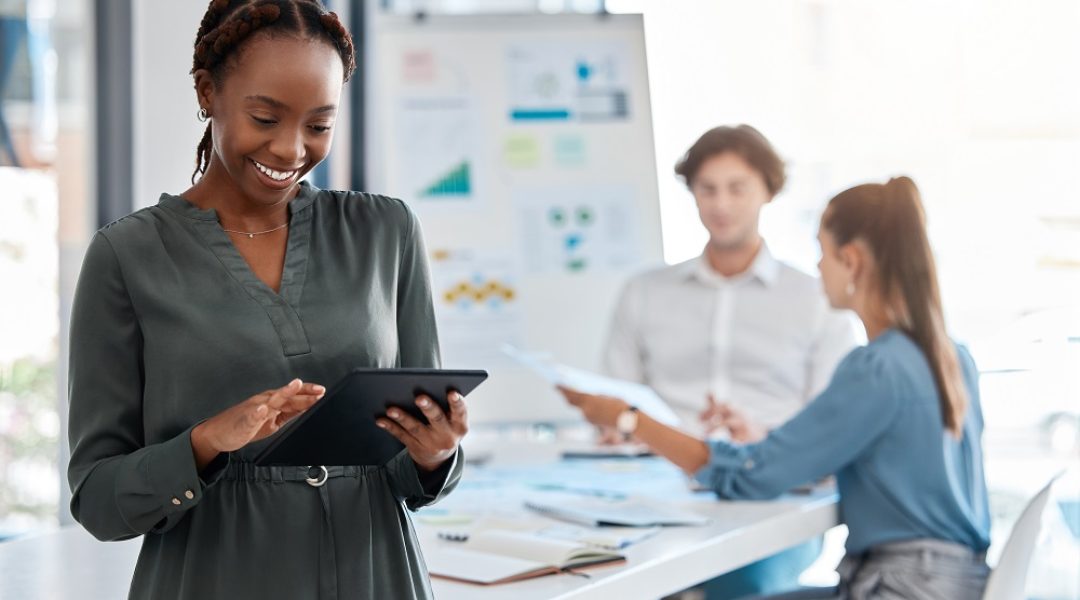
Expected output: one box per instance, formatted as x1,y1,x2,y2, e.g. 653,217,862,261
605,1,1079,593
0,0,92,539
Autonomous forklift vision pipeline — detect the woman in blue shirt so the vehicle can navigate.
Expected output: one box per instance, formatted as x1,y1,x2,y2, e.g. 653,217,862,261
563,176,991,599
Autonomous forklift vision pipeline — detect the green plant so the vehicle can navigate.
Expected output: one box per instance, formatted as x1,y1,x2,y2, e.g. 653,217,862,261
0,357,60,532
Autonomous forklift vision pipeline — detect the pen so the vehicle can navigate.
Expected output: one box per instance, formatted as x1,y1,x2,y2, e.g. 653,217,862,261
437,531,469,542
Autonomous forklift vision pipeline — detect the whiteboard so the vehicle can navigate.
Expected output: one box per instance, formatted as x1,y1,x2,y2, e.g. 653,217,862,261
365,13,663,423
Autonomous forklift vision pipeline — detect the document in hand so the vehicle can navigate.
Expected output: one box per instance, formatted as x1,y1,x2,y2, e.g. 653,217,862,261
525,496,709,527
425,530,625,585
503,345,680,426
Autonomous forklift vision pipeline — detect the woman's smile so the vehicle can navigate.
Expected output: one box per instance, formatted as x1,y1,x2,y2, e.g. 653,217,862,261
249,157,300,190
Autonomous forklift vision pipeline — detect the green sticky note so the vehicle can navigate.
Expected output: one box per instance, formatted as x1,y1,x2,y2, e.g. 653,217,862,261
504,134,541,168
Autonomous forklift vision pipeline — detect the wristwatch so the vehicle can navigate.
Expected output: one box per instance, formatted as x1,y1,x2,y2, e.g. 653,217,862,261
615,406,640,440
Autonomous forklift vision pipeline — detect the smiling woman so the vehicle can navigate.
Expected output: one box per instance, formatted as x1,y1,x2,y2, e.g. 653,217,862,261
65,2,468,599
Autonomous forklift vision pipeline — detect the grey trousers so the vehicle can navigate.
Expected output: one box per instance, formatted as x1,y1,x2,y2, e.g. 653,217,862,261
746,538,991,600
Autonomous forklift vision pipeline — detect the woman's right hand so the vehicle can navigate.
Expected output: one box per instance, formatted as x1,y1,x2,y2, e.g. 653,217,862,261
190,379,326,470
702,396,768,444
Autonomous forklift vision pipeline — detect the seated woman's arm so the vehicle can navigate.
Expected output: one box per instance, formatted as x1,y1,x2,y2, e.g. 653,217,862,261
600,346,899,500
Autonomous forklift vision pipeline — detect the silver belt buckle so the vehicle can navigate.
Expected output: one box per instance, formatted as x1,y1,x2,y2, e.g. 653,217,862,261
305,465,329,487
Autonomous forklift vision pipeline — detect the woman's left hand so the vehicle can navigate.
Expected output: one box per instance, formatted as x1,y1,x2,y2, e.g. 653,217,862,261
376,391,469,473
558,386,630,428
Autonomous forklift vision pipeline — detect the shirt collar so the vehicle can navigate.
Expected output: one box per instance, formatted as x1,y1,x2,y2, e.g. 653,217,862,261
685,242,781,288
158,180,318,221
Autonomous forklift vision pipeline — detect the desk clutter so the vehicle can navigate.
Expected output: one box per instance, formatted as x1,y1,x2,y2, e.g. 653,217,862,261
524,496,709,528
429,518,662,551
424,529,626,585
415,455,714,585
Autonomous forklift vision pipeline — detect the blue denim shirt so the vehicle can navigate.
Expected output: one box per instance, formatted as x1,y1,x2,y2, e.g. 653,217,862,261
695,329,991,554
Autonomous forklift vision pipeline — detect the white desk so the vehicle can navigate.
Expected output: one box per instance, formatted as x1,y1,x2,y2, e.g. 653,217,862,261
0,441,838,600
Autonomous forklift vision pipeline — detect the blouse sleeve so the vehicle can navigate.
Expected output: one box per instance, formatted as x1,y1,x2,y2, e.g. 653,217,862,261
67,232,224,541
384,202,462,508
694,346,900,499
393,201,441,369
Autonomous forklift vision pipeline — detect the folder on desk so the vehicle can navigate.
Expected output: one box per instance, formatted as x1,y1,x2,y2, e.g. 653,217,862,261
525,497,709,528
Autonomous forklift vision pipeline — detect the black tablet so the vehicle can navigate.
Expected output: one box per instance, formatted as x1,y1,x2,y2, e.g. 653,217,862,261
253,368,488,467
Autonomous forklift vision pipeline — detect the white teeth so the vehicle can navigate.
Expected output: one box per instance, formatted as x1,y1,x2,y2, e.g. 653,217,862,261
252,160,296,182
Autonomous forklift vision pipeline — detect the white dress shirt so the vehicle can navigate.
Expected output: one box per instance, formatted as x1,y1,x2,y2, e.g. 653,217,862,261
603,244,860,437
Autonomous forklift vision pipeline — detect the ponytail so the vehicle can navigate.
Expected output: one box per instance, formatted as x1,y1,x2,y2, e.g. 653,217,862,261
823,176,968,437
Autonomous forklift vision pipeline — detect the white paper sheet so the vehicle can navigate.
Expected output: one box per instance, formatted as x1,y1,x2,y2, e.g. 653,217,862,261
503,345,680,426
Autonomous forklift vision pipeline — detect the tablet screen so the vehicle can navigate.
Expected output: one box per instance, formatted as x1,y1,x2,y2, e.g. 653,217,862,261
254,368,487,467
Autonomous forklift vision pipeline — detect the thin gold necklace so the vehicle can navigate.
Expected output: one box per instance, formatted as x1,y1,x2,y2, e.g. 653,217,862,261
221,222,289,239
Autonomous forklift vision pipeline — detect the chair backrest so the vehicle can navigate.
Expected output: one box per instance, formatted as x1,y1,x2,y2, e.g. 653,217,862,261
982,473,1063,600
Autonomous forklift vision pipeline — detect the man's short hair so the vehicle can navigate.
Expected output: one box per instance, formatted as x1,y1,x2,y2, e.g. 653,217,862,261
674,125,786,196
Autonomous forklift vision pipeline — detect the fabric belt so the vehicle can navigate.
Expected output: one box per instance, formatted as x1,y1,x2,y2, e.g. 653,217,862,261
222,462,381,484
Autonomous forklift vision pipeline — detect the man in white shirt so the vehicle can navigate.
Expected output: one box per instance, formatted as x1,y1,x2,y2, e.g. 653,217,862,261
606,125,856,440
583,125,858,599
605,218,856,439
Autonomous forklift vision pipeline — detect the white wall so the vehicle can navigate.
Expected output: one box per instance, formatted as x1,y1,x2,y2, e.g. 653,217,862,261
132,1,208,207
130,0,1080,343
609,0,1080,343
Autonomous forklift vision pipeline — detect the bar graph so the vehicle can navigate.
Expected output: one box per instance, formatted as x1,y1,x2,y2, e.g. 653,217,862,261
421,161,472,197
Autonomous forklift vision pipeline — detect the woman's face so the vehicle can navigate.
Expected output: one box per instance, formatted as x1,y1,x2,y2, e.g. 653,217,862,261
817,225,852,310
198,34,344,206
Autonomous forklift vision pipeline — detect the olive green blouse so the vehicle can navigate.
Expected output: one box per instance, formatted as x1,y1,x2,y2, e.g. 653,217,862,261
67,182,461,599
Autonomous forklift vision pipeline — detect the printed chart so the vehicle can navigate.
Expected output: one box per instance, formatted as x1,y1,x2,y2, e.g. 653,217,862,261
515,185,641,274
395,96,482,208
429,248,524,367
506,42,632,123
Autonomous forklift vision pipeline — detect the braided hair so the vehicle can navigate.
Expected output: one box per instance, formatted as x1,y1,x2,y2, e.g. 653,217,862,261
190,0,357,182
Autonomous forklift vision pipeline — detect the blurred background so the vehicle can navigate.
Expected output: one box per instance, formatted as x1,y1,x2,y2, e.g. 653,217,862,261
0,0,1076,596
